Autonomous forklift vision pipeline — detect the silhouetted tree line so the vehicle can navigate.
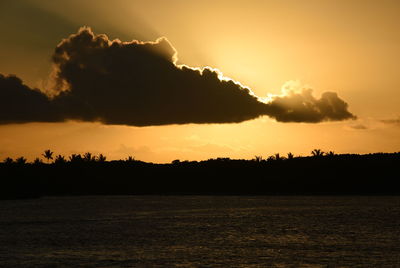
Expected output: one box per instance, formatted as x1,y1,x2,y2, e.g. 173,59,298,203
1,150,399,199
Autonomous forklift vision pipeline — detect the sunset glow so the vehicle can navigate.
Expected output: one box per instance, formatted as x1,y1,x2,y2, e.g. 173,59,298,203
1,0,399,162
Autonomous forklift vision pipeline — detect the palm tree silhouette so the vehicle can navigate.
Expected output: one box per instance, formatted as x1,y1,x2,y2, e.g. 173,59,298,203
126,156,135,162
327,151,335,157
83,152,94,162
33,158,43,165
3,157,13,165
16,157,27,165
42,149,54,163
55,155,66,164
69,154,83,163
287,152,294,160
311,149,324,157
253,155,263,162
97,154,107,162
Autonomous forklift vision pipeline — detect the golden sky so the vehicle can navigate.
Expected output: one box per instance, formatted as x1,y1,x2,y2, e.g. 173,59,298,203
0,0,399,162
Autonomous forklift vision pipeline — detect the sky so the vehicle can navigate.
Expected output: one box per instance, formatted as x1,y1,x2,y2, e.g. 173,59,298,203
0,0,399,162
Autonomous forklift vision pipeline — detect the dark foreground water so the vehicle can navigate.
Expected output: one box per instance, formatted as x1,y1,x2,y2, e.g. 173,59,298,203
0,196,399,267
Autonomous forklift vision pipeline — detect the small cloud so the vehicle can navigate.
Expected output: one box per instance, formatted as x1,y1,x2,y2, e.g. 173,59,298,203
116,144,153,156
264,80,356,123
350,124,368,130
380,117,400,126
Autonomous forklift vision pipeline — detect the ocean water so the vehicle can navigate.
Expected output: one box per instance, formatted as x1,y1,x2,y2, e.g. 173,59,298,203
0,196,399,267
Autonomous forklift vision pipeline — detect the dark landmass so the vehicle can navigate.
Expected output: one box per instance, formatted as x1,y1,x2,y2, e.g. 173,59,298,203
1,152,399,199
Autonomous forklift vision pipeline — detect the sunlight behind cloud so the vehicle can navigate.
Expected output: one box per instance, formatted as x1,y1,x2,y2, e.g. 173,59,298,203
1,0,400,162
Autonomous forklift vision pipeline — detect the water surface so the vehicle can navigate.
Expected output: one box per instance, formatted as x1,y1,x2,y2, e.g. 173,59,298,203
0,196,399,267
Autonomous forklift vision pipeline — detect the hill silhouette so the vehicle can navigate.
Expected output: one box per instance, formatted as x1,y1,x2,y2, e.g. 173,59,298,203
1,151,399,199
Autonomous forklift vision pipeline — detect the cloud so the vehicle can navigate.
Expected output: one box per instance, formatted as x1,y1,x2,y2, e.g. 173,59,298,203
350,124,368,130
115,144,154,159
263,81,356,123
0,74,58,123
380,117,400,126
0,27,356,126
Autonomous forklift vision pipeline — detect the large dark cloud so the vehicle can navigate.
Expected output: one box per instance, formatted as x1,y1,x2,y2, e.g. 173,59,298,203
0,27,356,125
0,74,57,123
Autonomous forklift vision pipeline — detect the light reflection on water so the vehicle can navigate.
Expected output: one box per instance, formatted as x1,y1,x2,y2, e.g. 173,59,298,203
0,196,399,267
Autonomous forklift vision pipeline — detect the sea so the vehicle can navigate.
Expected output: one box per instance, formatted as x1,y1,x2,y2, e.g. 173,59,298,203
0,196,399,267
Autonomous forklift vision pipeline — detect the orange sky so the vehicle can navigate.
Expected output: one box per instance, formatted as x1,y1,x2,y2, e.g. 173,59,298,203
1,0,399,162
